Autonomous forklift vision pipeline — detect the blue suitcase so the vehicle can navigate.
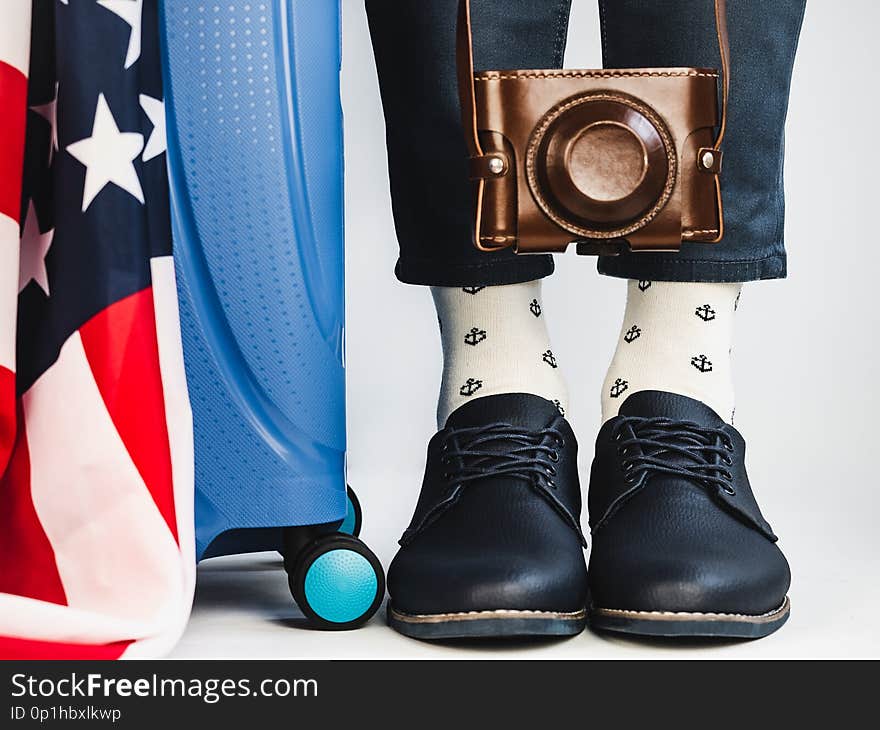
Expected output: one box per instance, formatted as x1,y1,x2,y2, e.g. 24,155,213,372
160,0,384,629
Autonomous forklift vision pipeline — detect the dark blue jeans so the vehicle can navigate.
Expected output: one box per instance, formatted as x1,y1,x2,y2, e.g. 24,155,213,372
366,0,807,286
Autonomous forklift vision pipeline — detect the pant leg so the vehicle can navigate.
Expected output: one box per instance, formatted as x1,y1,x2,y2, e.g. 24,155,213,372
596,0,807,283
366,0,572,286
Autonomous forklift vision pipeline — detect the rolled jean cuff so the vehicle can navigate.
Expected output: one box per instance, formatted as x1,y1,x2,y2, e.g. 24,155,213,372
395,252,554,287
597,251,787,283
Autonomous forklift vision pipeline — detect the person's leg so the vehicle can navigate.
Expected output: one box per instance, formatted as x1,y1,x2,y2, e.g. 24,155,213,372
367,0,588,640
366,0,569,288
598,0,807,420
587,0,807,639
597,0,806,284
366,0,571,428
601,280,742,421
433,282,569,427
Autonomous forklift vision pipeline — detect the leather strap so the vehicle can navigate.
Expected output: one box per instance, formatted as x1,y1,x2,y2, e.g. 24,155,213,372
457,0,731,169
457,0,484,160
712,0,730,153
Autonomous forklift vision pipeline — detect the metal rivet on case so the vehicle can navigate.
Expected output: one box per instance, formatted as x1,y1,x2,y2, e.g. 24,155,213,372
700,150,715,170
488,157,504,175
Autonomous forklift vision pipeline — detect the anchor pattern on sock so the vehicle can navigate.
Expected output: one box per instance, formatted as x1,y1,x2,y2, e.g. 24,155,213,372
609,378,629,398
464,327,487,346
695,304,716,321
602,280,743,421
432,281,569,427
691,354,714,373
460,378,483,397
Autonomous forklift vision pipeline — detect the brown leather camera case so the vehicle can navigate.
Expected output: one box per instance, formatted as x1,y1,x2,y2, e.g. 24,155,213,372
458,0,730,255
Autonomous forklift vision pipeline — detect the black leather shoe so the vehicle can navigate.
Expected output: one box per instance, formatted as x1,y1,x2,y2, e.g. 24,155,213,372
387,393,589,640
587,391,791,639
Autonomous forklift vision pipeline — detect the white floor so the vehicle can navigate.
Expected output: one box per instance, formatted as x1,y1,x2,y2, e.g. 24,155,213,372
170,474,880,660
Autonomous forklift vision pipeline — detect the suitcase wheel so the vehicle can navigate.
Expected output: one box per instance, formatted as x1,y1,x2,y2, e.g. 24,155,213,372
288,534,385,630
339,485,362,537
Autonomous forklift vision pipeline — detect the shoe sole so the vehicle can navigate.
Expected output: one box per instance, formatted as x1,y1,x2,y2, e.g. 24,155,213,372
387,604,587,640
589,596,791,639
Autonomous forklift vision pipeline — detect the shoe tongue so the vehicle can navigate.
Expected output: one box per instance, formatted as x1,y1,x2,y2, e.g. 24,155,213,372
444,393,562,431
617,390,725,428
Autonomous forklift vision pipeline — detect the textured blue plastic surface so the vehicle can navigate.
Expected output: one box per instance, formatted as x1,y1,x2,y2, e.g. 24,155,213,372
303,550,379,624
160,1,347,559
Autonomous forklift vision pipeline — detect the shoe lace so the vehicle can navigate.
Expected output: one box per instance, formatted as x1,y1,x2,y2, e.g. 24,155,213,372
612,416,736,495
401,421,587,547
440,422,563,489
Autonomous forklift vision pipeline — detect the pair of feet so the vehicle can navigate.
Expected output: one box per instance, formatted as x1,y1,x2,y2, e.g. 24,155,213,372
386,390,790,641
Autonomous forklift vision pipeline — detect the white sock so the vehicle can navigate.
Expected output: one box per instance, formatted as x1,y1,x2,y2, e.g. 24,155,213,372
432,281,569,427
601,280,743,422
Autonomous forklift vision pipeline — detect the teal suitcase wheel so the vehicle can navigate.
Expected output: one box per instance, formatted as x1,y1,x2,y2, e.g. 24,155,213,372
339,486,362,538
289,534,385,630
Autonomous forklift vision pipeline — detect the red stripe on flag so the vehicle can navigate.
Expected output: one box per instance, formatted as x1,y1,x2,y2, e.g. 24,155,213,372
0,61,28,223
80,287,179,543
0,365,14,476
0,401,67,605
0,635,130,660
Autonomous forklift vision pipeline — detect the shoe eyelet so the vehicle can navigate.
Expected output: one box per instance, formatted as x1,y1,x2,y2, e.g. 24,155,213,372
624,473,639,485
546,465,557,477
622,461,634,472
721,455,732,466
722,485,737,496
549,450,560,463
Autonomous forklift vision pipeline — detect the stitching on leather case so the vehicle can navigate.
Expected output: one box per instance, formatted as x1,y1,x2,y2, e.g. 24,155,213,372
475,70,719,81
525,92,678,240
682,229,720,237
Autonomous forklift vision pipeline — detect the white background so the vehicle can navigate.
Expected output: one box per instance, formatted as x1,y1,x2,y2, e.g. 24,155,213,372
172,0,880,658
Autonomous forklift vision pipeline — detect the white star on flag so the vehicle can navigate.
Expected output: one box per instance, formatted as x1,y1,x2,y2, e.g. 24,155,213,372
19,200,55,295
66,93,145,212
98,0,143,69
139,94,166,162
31,82,60,165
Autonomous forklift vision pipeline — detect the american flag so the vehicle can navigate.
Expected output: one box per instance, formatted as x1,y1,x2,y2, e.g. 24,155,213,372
0,0,194,658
